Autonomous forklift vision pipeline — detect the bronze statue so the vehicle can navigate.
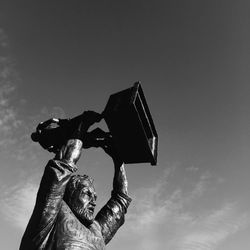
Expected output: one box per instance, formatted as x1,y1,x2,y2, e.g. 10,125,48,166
20,111,132,250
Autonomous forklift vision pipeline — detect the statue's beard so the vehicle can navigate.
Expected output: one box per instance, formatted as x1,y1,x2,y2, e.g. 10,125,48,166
71,203,94,226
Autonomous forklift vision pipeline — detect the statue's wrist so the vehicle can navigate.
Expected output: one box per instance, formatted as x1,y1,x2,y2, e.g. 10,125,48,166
113,157,124,167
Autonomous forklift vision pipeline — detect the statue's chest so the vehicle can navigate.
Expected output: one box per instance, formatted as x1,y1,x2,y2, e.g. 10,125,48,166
55,203,105,250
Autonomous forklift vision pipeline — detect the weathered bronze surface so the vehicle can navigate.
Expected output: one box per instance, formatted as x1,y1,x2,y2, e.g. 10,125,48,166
21,83,158,250
31,83,158,165
20,160,131,250
20,111,132,250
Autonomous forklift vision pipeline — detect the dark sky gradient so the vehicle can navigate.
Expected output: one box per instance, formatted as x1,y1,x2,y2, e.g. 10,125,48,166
0,1,250,249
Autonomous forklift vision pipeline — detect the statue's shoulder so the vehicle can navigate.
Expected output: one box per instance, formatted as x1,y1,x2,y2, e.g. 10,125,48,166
61,200,71,211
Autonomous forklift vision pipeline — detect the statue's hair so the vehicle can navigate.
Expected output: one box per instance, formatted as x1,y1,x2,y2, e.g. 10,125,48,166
64,174,94,204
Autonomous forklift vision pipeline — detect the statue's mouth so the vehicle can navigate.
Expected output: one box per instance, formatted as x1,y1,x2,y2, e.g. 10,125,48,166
89,207,94,213
88,203,96,213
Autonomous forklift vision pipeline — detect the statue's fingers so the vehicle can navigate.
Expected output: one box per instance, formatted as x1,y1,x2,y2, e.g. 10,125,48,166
51,118,60,123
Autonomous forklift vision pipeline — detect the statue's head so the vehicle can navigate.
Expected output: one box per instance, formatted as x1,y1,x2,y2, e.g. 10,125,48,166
64,174,97,225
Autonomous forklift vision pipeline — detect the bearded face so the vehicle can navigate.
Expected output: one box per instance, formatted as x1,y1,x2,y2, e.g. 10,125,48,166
69,180,97,225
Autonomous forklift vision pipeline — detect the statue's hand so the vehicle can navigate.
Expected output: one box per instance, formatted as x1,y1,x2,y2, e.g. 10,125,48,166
101,133,123,164
81,110,102,129
31,111,103,153
67,111,102,142
31,118,67,153
83,127,121,161
36,118,60,133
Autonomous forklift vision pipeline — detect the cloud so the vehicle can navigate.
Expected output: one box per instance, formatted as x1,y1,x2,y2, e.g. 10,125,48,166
0,28,66,162
179,204,249,250
0,180,38,230
0,28,9,48
0,29,22,149
0,165,249,250
186,165,199,172
109,168,250,250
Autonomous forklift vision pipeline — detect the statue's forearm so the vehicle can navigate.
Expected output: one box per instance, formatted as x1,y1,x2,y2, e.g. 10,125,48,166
20,159,75,249
55,139,83,168
113,161,128,195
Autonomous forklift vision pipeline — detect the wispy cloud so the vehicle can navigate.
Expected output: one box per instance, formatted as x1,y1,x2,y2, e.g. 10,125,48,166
0,180,38,230
0,28,66,161
179,204,249,250
186,165,199,172
0,29,22,149
0,28,39,231
0,28,9,48
0,164,249,250
110,167,250,250
12,105,67,161
0,28,67,232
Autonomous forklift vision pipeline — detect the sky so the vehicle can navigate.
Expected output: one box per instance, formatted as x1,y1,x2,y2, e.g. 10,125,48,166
0,0,250,249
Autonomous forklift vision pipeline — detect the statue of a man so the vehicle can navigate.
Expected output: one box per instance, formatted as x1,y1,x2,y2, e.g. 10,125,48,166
20,111,132,250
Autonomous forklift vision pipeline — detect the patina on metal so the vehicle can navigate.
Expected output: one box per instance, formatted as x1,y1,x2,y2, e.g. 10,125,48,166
31,82,158,165
20,111,131,250
21,83,158,250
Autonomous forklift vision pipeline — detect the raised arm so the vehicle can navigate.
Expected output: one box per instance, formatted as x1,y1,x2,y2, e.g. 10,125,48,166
111,149,128,195
19,139,83,250
95,133,132,244
20,111,101,250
